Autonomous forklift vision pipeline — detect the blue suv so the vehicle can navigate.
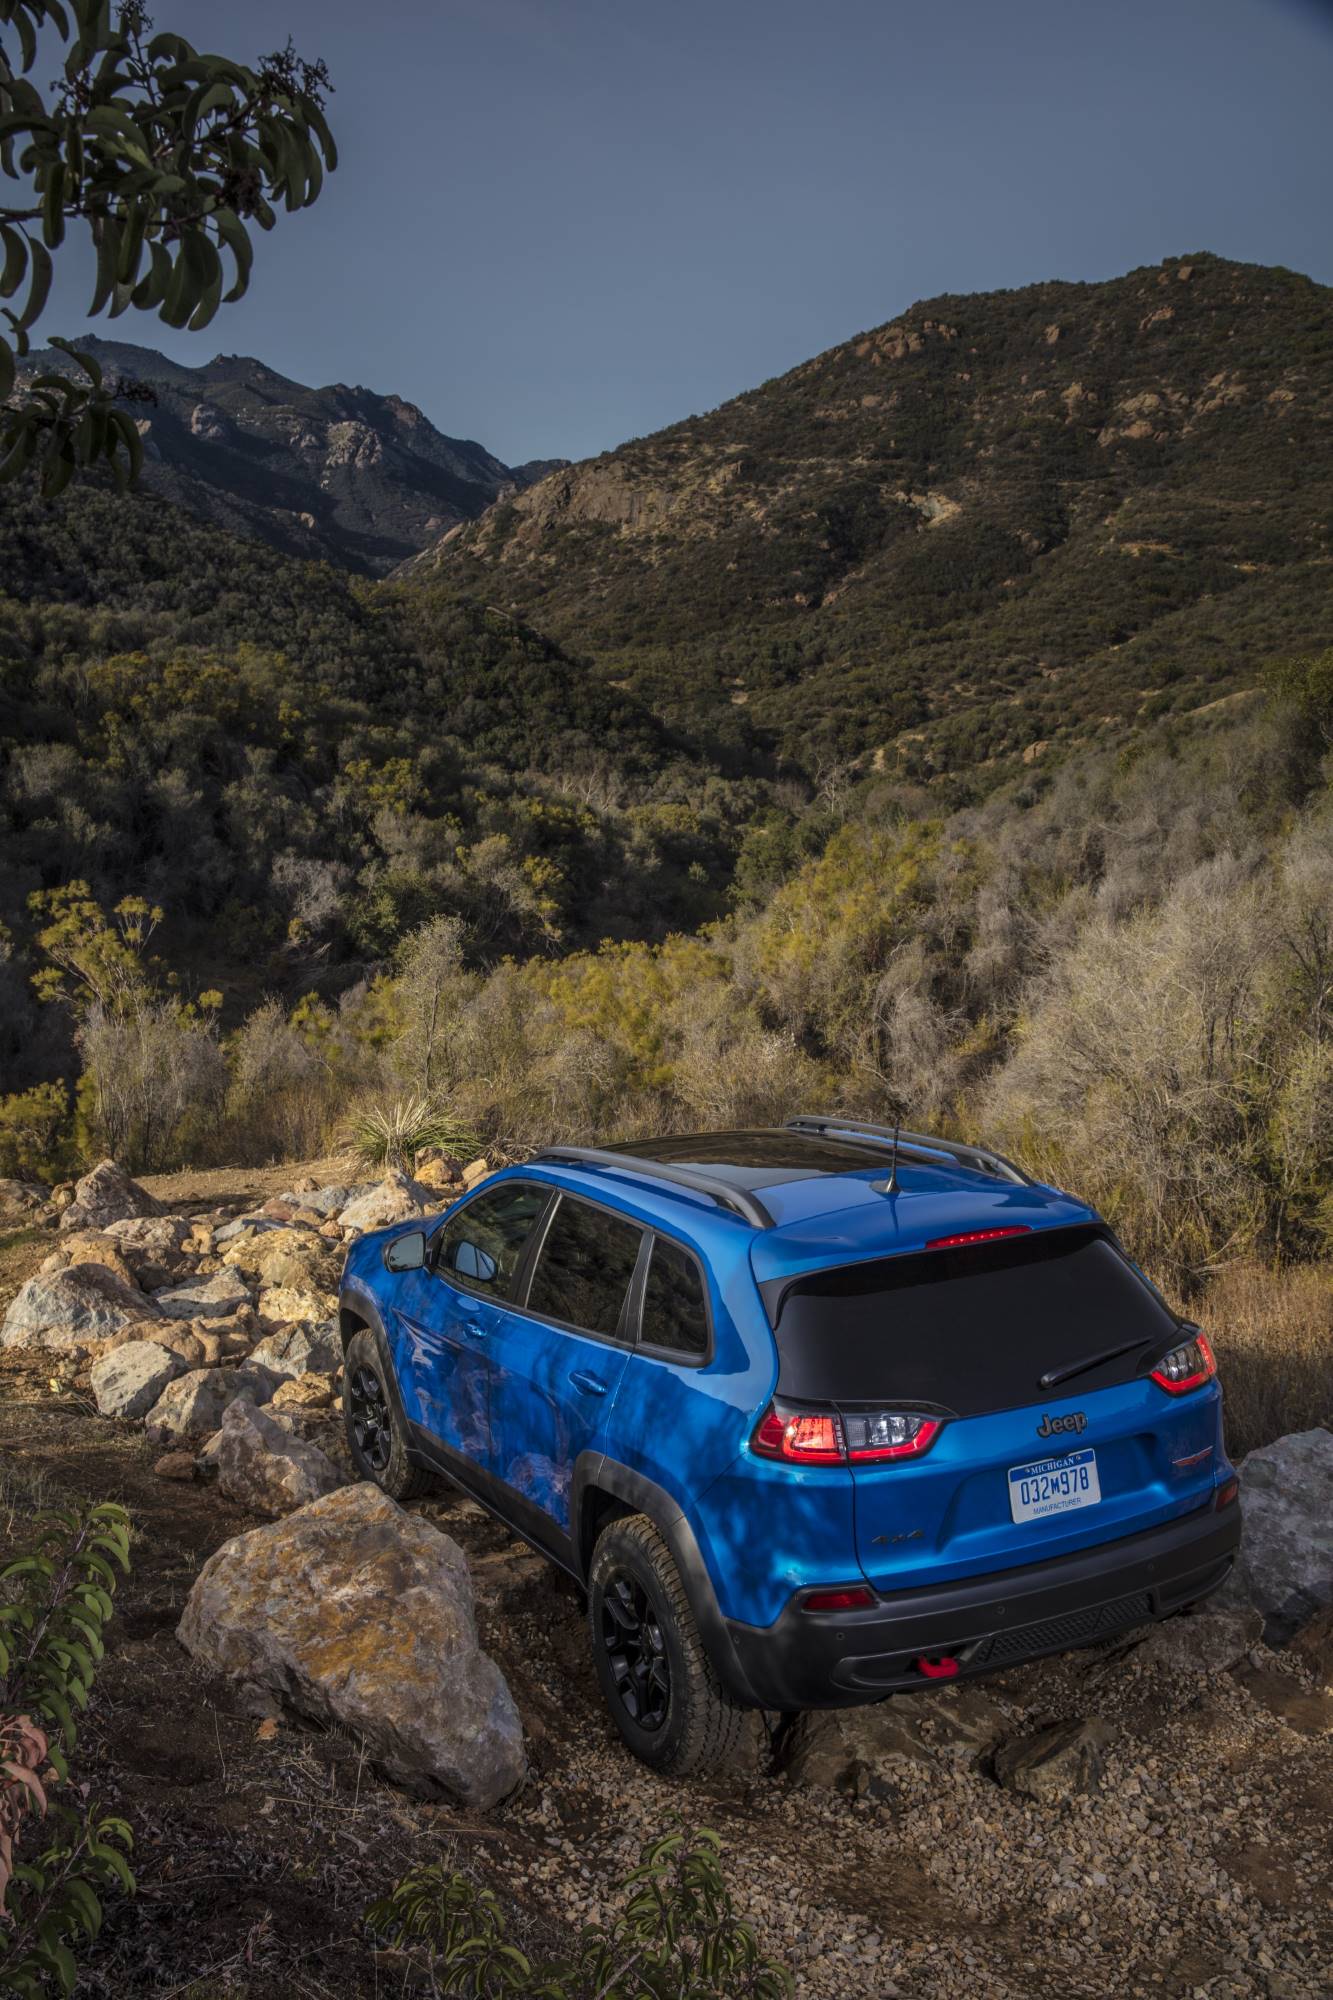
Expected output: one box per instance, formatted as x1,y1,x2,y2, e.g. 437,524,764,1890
338,1119,1241,1775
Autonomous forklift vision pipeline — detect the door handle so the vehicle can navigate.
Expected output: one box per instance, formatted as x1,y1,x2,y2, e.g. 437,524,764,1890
569,1369,608,1396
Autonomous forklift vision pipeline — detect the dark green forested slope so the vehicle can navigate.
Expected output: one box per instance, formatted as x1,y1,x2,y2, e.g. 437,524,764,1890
415,254,1333,769
0,478,760,1091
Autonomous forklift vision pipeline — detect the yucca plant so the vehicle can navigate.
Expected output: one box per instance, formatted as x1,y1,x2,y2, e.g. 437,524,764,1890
0,1498,135,1996
342,1093,480,1176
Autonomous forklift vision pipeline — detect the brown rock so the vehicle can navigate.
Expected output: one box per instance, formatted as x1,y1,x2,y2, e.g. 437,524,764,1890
153,1450,198,1482
460,1157,490,1191
270,1371,337,1413
39,1230,140,1289
59,1159,160,1232
994,1718,1117,1800
146,1324,209,1370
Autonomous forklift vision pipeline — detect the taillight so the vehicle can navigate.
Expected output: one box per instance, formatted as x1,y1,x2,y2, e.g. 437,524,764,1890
1150,1330,1217,1394
751,1400,942,1465
924,1226,1031,1250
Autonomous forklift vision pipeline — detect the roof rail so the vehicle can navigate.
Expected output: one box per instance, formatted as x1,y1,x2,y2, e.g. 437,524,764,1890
784,1115,1032,1186
533,1146,775,1229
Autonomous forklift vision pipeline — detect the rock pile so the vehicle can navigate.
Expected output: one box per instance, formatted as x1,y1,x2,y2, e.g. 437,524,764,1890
0,1154,477,1513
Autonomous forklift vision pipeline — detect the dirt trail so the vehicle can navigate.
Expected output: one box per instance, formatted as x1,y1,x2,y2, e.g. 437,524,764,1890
0,1172,1329,1999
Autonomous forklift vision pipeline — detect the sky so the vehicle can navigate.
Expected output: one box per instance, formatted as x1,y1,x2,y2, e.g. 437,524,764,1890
32,0,1333,465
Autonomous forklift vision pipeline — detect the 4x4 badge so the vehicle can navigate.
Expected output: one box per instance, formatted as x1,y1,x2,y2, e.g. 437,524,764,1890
1036,1410,1087,1438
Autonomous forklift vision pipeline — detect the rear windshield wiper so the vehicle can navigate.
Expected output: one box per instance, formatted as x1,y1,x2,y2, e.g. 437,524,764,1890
1039,1336,1155,1390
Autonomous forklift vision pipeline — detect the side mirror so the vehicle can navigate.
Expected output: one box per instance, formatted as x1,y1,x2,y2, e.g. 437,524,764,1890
450,1239,498,1285
383,1229,427,1273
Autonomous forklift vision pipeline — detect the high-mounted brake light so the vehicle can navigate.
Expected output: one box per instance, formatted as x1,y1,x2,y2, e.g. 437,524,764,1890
751,1401,942,1465
924,1226,1032,1250
1150,1330,1217,1395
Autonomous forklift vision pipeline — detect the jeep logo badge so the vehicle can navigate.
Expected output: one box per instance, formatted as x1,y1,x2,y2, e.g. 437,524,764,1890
1036,1410,1087,1438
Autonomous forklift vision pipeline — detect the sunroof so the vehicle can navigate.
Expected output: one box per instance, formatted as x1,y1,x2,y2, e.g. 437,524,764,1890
600,1128,888,1183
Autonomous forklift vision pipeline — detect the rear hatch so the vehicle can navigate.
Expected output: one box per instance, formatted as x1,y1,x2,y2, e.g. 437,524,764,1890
759,1225,1223,1592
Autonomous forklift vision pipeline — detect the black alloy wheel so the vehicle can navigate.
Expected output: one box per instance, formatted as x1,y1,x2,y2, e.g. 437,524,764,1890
600,1569,672,1732
348,1362,392,1473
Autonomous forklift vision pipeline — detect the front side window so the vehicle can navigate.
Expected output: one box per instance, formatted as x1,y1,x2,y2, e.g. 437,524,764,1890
525,1195,643,1338
641,1237,709,1358
434,1181,550,1301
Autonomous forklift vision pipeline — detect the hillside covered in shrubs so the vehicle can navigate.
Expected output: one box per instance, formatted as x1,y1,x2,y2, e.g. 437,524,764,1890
419,255,1333,772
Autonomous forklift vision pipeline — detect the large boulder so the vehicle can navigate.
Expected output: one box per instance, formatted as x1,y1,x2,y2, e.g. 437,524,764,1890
59,1159,160,1232
145,1361,278,1440
1217,1429,1333,1643
176,1483,524,1807
213,1399,345,1515
782,1684,1009,1794
1,1263,160,1350
338,1172,433,1234
90,1339,188,1419
153,1270,253,1321
248,1320,342,1381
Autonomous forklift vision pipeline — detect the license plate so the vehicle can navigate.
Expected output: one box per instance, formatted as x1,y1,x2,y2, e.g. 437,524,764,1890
1008,1447,1100,1524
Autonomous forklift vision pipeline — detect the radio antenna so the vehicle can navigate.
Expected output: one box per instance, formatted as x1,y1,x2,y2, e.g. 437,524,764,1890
886,1123,900,1196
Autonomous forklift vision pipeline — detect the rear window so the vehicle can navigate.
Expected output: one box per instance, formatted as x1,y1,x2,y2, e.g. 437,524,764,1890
761,1225,1180,1417
640,1238,710,1358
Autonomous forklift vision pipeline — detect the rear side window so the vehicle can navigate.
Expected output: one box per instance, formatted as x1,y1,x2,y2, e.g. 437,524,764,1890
640,1237,710,1358
762,1225,1180,1417
526,1195,643,1339
434,1181,550,1301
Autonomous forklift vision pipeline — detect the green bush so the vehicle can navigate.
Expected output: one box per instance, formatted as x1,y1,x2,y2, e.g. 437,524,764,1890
367,1825,791,1999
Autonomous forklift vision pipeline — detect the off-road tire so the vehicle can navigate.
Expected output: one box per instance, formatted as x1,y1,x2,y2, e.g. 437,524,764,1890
342,1325,429,1501
588,1512,748,1776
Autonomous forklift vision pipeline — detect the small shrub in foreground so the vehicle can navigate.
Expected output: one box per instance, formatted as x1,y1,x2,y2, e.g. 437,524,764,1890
0,1498,135,1997
367,1824,792,1998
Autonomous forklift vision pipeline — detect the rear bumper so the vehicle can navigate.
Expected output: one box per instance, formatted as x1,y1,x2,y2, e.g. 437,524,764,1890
722,1494,1241,1709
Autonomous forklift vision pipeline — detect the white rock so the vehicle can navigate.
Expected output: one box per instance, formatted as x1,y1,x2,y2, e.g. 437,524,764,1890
337,1171,433,1233
1216,1429,1333,1641
59,1159,160,1232
90,1340,188,1420
248,1320,342,1381
213,1399,345,1515
145,1361,278,1439
153,1270,253,1320
1,1263,159,1350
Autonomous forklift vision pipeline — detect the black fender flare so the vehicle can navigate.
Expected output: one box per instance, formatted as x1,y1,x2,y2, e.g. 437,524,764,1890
571,1453,763,1709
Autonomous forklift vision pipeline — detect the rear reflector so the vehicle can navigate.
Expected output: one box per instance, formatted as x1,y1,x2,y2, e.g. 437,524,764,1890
1215,1475,1239,1510
803,1586,875,1613
1150,1330,1217,1394
924,1226,1032,1250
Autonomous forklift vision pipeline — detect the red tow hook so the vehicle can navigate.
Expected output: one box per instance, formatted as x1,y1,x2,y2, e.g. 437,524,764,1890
915,1654,959,1680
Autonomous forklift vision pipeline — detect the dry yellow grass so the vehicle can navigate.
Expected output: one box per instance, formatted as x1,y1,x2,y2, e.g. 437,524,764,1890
1189,1261,1333,1461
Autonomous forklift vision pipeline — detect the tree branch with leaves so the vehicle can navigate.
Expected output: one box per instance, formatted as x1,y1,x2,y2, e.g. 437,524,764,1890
0,0,335,494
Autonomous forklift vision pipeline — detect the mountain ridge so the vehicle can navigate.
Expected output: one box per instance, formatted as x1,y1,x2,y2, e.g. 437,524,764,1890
22,335,567,576
408,252,1333,770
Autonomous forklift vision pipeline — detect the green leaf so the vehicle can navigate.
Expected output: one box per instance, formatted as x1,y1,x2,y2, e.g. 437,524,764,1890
17,235,51,332
49,335,104,389
214,206,253,303
187,235,223,331
88,215,121,317
0,223,28,299
42,161,66,249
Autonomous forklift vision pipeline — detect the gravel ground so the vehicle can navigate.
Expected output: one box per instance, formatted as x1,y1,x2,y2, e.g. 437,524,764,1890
1,1182,1330,1999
